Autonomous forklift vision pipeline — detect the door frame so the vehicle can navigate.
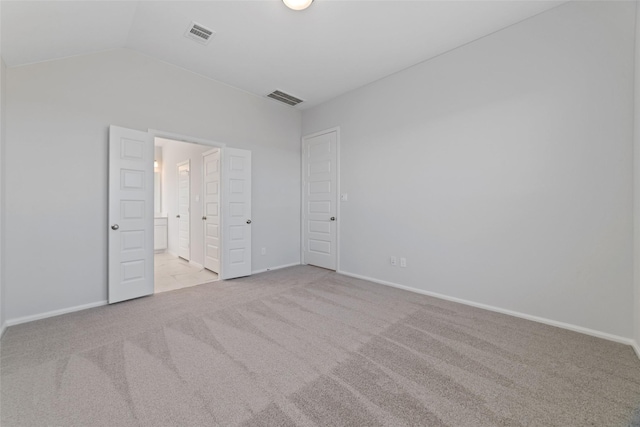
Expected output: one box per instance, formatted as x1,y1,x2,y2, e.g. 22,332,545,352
301,127,341,271
177,159,191,261
148,129,227,279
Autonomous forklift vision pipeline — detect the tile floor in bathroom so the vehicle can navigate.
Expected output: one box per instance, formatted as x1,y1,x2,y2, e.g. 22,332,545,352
154,252,218,293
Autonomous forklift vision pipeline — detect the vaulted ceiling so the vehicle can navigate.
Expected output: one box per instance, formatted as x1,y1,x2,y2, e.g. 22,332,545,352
1,1,564,109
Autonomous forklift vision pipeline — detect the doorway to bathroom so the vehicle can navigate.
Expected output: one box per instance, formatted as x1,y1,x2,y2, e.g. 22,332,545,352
108,125,252,304
153,137,220,293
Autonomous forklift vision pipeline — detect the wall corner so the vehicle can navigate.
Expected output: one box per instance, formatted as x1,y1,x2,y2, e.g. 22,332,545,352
633,0,640,350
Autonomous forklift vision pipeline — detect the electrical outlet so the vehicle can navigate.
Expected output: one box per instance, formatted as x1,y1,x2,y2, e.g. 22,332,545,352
390,256,397,266
261,247,266,255
400,257,407,268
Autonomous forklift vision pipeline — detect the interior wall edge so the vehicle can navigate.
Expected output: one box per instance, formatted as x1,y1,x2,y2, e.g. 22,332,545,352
338,269,637,349
633,0,640,358
0,54,6,344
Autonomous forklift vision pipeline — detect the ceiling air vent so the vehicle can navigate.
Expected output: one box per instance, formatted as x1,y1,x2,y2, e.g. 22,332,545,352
267,90,304,107
184,21,215,45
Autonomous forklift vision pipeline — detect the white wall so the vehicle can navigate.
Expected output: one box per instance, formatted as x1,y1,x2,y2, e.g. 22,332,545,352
159,138,213,265
303,1,636,339
0,58,6,336
5,48,301,322
634,0,640,350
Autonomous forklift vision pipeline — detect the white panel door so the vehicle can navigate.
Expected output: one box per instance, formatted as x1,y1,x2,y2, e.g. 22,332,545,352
222,148,252,279
108,125,154,304
177,161,190,260
302,130,337,270
203,149,221,273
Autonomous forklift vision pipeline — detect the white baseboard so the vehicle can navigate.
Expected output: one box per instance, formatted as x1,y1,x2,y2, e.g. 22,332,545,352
632,341,640,359
0,322,6,340
252,262,301,275
337,270,636,348
189,260,204,270
5,300,108,328
2,264,300,329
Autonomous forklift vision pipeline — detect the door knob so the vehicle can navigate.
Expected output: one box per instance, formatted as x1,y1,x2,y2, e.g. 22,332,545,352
246,219,252,224
111,224,119,230
330,217,336,221
176,214,180,218
202,216,207,220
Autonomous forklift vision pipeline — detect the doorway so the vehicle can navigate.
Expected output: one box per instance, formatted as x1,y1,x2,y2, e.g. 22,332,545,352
108,125,253,304
153,137,219,293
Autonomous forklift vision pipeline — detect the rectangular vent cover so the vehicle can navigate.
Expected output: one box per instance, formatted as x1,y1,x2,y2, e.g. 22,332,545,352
185,22,215,45
267,90,304,106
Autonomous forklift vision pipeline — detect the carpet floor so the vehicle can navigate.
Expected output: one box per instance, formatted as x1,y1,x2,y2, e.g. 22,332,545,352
1,266,639,426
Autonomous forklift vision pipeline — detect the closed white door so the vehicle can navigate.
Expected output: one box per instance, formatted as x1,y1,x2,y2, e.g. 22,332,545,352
222,148,252,279
108,125,154,304
203,149,221,273
302,130,338,270
177,161,190,260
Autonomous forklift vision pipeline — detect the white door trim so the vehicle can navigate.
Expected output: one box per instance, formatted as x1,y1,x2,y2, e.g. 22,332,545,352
301,127,340,271
148,129,226,148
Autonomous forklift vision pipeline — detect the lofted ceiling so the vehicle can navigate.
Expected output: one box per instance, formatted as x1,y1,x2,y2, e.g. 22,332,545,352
1,1,564,109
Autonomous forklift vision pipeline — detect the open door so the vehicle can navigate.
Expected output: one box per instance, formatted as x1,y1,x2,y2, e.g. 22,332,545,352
203,148,221,273
222,148,252,279
108,125,154,303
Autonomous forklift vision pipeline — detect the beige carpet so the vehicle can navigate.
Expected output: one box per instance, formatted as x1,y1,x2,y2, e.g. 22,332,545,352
1,266,639,426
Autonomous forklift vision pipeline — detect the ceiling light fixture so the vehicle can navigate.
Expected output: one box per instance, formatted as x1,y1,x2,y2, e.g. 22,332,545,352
283,0,313,11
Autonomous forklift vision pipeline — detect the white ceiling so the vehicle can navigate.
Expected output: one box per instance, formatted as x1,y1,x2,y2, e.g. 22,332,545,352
1,1,564,109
